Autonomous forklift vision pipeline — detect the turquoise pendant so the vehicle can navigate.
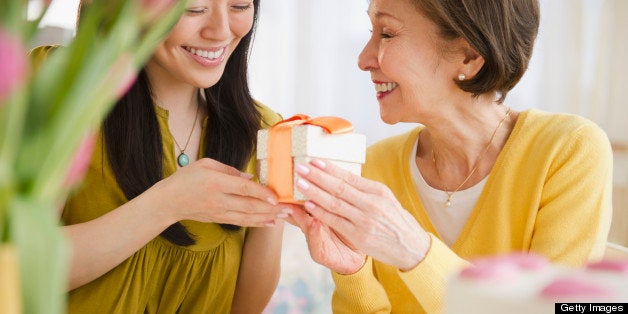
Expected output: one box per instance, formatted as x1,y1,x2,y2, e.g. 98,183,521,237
177,153,189,167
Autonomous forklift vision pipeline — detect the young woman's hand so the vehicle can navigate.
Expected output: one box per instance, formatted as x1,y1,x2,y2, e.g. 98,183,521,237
293,160,431,271
146,158,290,227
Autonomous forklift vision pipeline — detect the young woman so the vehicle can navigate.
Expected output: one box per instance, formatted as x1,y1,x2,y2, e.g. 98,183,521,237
56,0,288,312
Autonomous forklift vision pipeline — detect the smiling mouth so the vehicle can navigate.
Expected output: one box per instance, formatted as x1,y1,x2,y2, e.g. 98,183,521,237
374,82,398,93
184,46,225,60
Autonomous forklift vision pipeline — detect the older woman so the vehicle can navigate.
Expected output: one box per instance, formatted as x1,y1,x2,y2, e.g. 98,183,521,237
289,0,613,312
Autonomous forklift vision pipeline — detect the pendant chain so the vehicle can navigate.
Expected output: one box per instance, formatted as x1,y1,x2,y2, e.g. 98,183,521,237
432,107,511,206
172,104,200,167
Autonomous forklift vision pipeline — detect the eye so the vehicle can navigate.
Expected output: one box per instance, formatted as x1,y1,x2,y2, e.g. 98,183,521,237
381,32,393,39
186,7,207,14
232,2,253,11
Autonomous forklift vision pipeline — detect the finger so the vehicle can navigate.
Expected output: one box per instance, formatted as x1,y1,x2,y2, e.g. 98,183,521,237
309,159,386,195
302,200,356,237
217,202,292,227
287,205,313,231
221,194,292,216
212,171,279,205
296,161,394,212
294,166,363,219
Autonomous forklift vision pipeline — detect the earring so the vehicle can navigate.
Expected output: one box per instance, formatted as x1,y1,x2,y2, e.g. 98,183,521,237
458,74,466,81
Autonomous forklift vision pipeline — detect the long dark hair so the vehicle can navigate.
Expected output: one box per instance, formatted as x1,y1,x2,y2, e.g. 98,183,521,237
103,0,261,246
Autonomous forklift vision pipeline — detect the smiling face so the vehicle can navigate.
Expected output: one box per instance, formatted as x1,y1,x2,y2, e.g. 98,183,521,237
145,0,254,89
358,0,465,124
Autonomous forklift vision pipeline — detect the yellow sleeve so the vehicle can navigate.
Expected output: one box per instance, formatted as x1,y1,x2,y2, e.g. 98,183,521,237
529,123,613,265
397,234,469,313
331,257,391,314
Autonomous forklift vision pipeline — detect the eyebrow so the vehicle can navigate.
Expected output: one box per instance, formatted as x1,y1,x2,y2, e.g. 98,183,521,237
368,10,398,21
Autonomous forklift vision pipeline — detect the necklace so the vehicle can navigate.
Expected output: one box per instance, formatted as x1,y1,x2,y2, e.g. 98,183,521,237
432,107,511,207
172,105,200,167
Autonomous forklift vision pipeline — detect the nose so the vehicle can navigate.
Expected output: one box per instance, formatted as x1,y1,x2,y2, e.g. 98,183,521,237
200,6,230,41
358,36,379,72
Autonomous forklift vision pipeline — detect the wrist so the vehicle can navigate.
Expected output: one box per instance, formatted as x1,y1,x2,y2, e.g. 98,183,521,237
135,182,181,227
399,231,431,272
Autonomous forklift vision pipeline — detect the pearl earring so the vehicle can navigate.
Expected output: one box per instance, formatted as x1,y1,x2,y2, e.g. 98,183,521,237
458,74,466,81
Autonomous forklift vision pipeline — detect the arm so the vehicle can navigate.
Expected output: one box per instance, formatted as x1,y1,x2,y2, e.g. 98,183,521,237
289,160,436,313
231,224,284,313
287,205,389,313
64,192,176,290
529,124,613,265
331,257,391,314
64,158,286,290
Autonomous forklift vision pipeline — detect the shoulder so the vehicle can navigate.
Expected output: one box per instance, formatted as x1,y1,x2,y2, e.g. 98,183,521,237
514,109,612,170
519,109,610,153
254,100,283,128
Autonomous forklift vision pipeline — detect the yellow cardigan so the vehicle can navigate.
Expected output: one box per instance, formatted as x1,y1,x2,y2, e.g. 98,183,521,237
332,109,613,313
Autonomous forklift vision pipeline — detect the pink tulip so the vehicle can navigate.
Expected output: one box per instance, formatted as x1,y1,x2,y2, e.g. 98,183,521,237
64,132,97,187
104,53,138,99
0,28,28,102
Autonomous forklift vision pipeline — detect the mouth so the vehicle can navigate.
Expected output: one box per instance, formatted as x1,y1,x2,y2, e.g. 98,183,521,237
374,81,398,98
183,46,226,61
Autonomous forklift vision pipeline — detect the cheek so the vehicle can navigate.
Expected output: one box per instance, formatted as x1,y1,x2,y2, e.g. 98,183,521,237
378,42,416,83
230,13,254,39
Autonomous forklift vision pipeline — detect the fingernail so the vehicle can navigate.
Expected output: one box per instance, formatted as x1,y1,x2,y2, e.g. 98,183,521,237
267,197,278,206
312,159,327,168
240,172,254,179
304,201,315,211
296,178,310,190
295,164,310,175
277,213,289,219
265,222,276,227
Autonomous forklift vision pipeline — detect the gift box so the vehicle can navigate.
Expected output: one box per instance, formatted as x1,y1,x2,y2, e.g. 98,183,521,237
257,115,366,204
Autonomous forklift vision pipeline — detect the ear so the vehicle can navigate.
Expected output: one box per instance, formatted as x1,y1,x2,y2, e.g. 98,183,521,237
456,39,484,79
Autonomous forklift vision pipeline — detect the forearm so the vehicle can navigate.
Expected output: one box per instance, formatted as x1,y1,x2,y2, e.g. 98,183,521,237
397,234,469,313
332,257,392,313
231,223,284,313
64,194,176,290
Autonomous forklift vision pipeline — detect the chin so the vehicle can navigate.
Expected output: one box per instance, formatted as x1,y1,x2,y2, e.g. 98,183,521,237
379,109,401,125
196,78,221,89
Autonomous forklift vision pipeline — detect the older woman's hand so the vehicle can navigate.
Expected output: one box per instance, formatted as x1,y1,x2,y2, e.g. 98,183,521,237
287,204,366,275
293,159,431,271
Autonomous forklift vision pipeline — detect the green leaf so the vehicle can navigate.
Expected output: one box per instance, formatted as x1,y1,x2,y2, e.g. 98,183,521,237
9,197,68,314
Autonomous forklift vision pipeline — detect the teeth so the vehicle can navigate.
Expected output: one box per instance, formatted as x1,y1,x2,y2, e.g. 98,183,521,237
375,82,398,93
185,47,224,60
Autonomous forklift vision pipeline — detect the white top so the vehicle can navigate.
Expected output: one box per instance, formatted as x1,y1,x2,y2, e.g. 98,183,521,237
409,137,487,246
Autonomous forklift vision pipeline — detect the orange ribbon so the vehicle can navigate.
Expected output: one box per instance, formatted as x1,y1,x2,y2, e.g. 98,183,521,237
266,115,354,204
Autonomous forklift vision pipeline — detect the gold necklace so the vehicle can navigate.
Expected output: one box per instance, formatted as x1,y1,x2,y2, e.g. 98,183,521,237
432,107,511,207
172,105,200,167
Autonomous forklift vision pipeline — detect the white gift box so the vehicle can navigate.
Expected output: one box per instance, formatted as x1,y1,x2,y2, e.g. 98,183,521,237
257,123,366,203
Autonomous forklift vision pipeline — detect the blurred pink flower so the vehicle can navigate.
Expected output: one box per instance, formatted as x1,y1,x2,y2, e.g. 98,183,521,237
0,28,28,102
104,53,138,98
64,132,97,187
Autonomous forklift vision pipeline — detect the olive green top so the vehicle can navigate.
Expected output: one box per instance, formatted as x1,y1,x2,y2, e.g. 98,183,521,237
62,103,281,313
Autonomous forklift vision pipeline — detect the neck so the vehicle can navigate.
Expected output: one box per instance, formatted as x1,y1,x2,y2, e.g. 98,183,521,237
417,102,515,191
420,100,513,170
145,61,200,113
